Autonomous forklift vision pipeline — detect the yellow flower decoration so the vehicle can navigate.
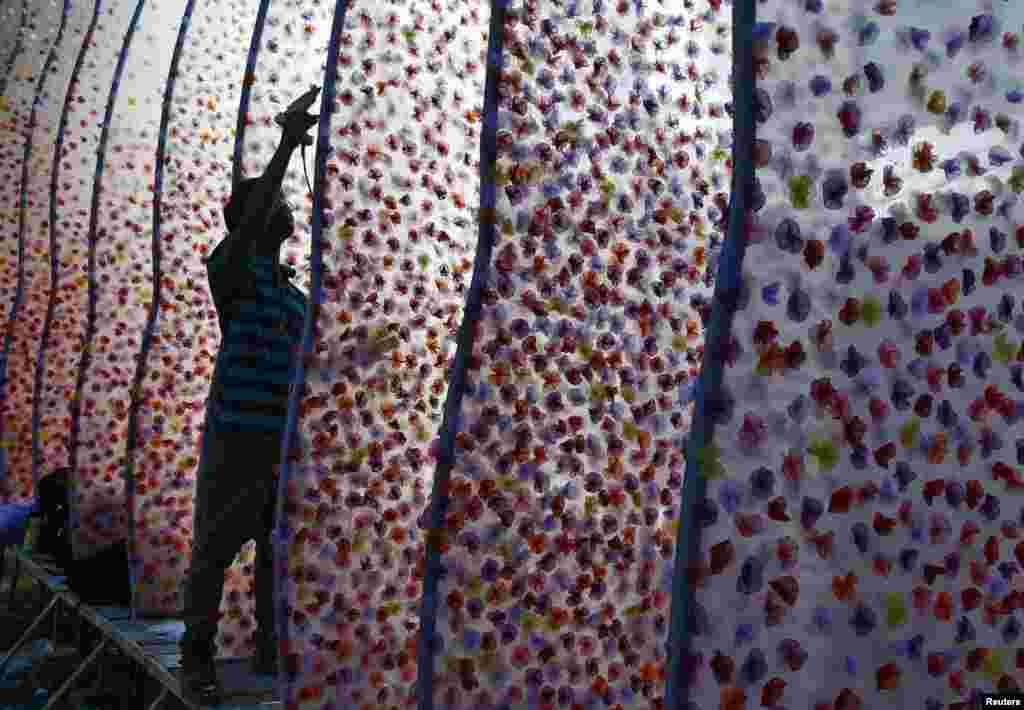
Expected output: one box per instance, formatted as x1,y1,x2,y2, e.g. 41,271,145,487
789,175,812,209
695,443,725,479
1009,166,1024,194
982,649,1005,681
899,418,920,449
884,592,907,627
994,334,1017,364
925,90,946,114
807,437,838,472
622,421,638,441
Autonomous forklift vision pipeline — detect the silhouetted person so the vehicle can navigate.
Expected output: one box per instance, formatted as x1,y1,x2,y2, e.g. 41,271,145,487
179,88,319,706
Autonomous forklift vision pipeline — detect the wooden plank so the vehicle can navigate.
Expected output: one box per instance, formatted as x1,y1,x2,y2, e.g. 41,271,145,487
94,606,132,621
150,648,182,671
107,618,182,645
14,550,280,709
14,551,70,594
137,637,180,655
39,638,109,710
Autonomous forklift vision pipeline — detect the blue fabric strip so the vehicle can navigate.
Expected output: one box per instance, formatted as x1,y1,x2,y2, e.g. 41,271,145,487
271,0,352,701
123,0,197,618
231,0,272,187
414,3,507,709
36,0,101,496
23,0,103,512
0,0,32,490
30,0,74,490
65,0,147,555
662,1,756,709
0,0,72,498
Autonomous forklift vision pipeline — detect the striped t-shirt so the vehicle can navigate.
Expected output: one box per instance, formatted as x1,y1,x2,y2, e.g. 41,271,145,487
205,243,308,436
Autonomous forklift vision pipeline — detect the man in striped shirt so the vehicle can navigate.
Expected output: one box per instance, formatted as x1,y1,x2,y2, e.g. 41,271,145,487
179,94,317,706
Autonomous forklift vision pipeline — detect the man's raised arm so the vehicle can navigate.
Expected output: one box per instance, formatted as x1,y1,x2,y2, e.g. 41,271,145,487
212,87,320,304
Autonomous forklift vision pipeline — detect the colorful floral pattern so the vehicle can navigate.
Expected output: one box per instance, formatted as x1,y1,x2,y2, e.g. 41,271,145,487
3,0,1024,707
0,0,77,505
279,0,492,704
685,0,1024,708
427,0,729,705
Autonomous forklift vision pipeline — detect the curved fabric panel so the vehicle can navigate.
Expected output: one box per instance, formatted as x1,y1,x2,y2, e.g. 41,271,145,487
60,0,132,540
0,2,33,472
423,0,732,705
272,0,492,704
39,0,112,514
31,0,102,492
76,0,191,568
416,2,505,707
35,0,105,495
0,0,73,502
66,0,148,558
270,0,346,696
663,0,754,707
271,0,347,699
0,0,31,338
123,0,197,621
684,1,1024,708
230,0,271,188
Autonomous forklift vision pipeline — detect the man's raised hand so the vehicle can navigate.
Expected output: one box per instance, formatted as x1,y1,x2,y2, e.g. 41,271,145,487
276,86,321,147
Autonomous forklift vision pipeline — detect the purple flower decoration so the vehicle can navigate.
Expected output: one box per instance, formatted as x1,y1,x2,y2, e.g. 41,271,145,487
792,121,815,151
969,14,995,44
737,413,768,454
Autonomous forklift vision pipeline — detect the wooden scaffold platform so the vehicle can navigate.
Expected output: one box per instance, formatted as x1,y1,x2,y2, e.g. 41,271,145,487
0,547,280,709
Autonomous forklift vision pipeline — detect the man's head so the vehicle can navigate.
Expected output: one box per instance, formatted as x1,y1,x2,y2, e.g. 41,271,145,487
224,178,295,251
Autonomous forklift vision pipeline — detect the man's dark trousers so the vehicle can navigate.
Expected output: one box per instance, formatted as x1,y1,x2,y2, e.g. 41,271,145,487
181,424,283,651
